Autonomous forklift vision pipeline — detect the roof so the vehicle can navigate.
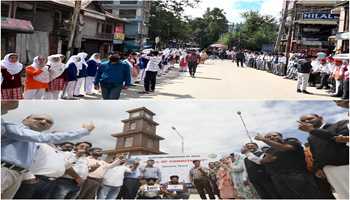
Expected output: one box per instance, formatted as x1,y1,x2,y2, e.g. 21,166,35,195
127,107,156,116
1,17,34,33
49,0,93,9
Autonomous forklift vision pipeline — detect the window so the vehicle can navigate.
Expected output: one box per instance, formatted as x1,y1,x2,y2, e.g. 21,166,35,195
124,137,133,147
130,112,141,118
144,112,152,120
120,1,138,4
119,9,137,19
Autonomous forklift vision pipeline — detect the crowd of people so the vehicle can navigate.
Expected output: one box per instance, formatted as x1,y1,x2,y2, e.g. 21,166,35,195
1,48,206,100
2,100,349,199
228,49,349,99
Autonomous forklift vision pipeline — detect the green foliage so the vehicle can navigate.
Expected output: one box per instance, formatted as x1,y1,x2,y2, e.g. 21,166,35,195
219,11,278,51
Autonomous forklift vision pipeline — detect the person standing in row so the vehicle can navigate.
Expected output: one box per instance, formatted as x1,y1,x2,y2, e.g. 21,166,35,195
189,160,215,199
94,53,131,100
85,53,101,95
45,54,66,99
23,56,50,99
74,52,88,97
63,55,80,100
296,56,312,94
1,53,24,99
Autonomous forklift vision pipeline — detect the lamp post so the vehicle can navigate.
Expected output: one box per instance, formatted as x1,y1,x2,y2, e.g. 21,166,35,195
171,126,184,154
236,111,253,143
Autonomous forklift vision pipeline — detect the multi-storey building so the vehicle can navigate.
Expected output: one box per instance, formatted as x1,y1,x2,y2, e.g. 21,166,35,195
276,0,344,56
102,0,151,51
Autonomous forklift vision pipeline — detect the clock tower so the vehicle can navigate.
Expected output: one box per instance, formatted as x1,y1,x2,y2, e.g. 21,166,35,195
105,107,165,157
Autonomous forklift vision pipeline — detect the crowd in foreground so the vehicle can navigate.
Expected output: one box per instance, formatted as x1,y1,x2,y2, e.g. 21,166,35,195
1,48,206,100
1,100,349,199
227,49,349,99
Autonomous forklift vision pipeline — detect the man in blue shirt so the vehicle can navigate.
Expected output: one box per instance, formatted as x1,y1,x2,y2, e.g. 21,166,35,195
1,111,95,199
94,53,131,100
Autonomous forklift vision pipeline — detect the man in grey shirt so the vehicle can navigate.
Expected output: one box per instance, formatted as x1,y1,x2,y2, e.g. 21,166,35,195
189,160,215,199
139,159,161,182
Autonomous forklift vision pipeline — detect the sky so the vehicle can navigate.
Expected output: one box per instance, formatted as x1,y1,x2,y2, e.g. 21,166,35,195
183,0,284,23
3,100,347,155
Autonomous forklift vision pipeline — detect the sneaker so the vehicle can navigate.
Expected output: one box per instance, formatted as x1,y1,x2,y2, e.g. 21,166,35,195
302,90,312,94
138,91,149,94
297,89,302,93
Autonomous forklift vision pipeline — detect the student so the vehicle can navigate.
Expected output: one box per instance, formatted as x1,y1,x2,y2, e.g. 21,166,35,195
1,53,24,99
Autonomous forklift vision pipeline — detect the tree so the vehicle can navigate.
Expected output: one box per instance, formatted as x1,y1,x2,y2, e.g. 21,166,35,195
223,11,278,51
148,0,200,48
189,8,229,48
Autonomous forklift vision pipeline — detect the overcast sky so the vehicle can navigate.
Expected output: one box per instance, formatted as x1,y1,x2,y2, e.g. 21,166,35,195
3,100,347,155
183,0,283,23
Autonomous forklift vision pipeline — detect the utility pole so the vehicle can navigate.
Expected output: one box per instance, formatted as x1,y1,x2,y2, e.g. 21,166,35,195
66,0,82,59
274,0,289,53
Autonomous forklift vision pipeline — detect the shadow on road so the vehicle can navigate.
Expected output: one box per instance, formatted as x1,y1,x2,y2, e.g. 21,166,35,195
193,76,222,81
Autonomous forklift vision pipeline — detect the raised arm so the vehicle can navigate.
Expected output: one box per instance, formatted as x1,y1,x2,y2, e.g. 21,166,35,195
4,122,90,143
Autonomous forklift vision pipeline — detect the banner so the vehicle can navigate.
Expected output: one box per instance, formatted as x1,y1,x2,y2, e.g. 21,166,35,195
131,153,221,184
303,13,339,20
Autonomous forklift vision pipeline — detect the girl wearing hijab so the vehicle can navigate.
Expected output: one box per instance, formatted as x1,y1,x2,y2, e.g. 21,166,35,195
85,53,101,95
23,55,50,99
217,156,237,199
63,55,80,99
1,53,24,99
230,153,259,199
45,54,66,99
74,52,88,97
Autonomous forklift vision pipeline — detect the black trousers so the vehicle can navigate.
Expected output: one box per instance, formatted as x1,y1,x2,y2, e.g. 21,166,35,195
270,172,324,199
14,177,57,199
236,59,244,67
193,178,215,199
188,63,198,76
309,72,320,86
318,73,330,89
249,176,280,199
144,71,157,92
343,79,349,99
119,178,140,199
50,178,80,199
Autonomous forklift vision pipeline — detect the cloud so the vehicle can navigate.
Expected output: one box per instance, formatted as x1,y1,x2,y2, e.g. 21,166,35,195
3,100,346,155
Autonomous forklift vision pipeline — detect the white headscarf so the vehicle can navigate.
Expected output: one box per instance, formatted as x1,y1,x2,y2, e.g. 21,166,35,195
1,53,23,75
47,54,65,80
88,53,101,64
31,56,50,83
77,52,88,66
65,55,82,71
31,56,47,68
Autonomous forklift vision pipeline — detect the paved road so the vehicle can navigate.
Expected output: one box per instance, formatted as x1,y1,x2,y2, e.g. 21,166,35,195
82,60,337,100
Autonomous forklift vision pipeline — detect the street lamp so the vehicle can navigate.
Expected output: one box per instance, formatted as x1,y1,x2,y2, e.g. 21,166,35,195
171,126,184,154
236,111,253,143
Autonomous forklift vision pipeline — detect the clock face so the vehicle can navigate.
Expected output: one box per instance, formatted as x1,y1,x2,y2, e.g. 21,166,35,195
130,112,140,118
130,122,136,130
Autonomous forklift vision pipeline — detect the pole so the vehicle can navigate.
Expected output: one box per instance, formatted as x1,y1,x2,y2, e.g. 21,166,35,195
66,0,82,59
171,126,184,154
275,0,289,53
236,111,253,143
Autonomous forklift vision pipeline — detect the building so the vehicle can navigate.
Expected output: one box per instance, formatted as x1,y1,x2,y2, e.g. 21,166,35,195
102,0,151,51
1,0,127,63
277,0,343,56
330,1,349,53
105,107,165,158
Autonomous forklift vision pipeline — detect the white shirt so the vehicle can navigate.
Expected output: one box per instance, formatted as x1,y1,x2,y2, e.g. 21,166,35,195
103,165,131,187
24,143,69,179
146,56,162,72
63,153,89,180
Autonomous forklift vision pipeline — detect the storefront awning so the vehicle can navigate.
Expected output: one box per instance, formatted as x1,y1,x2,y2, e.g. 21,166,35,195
295,20,338,25
336,32,350,40
1,17,34,33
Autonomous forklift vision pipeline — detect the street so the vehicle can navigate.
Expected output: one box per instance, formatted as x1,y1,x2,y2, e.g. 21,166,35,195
82,60,337,100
